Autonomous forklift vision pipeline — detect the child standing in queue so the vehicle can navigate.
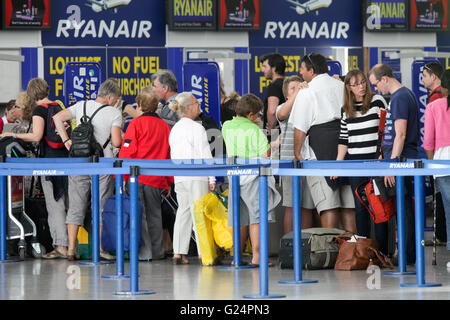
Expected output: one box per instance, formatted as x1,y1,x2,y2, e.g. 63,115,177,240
222,94,281,266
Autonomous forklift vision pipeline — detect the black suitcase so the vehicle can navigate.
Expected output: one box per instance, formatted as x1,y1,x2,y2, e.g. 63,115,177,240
25,197,54,254
279,228,345,270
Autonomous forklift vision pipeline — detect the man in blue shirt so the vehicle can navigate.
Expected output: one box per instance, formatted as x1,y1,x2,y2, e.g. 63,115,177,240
369,64,420,265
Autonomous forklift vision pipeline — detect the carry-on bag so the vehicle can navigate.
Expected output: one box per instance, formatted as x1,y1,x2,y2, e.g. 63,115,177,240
334,232,394,270
101,194,142,252
279,227,346,270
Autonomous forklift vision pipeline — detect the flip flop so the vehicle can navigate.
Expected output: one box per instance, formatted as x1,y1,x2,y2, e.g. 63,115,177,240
248,262,274,268
42,249,67,259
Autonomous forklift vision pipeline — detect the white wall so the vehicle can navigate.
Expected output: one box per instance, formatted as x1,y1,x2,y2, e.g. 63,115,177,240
0,30,41,102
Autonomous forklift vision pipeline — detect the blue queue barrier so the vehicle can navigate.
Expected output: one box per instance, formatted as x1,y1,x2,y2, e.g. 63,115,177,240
103,160,129,279
2,158,450,295
115,166,155,296
278,162,318,285
219,157,256,270
244,168,285,299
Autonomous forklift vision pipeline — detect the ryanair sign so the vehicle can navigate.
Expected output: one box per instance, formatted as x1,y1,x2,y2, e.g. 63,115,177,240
42,0,165,46
250,0,362,47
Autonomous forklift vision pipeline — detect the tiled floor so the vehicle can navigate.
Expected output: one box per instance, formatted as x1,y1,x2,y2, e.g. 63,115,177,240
1,244,449,301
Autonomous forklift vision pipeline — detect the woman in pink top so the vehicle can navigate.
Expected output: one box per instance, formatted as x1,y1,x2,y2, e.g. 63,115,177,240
424,69,450,268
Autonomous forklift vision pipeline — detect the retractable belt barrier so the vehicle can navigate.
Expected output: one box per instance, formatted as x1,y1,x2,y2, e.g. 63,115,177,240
1,157,450,296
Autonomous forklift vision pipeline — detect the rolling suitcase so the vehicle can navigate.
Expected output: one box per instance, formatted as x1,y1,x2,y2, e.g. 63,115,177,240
101,194,142,252
279,228,346,270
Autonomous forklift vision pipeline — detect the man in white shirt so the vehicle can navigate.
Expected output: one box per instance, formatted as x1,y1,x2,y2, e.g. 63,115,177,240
288,53,356,232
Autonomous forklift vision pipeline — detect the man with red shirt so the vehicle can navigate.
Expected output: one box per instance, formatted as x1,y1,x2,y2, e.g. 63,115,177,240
119,87,173,261
423,61,444,104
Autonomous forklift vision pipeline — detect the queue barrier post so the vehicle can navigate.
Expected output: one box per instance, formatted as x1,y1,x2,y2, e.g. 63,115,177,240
384,175,415,276
0,155,19,264
244,166,285,299
102,160,129,279
219,157,256,270
400,161,441,288
115,166,155,295
79,156,113,266
279,160,318,285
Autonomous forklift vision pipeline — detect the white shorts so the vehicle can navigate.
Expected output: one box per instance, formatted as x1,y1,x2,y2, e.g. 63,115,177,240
306,176,355,214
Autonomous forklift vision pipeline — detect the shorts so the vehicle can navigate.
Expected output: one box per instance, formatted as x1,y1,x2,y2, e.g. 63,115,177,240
281,175,315,209
227,176,281,226
306,176,355,214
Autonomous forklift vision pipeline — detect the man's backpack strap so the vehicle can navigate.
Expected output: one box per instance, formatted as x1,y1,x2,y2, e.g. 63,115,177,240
88,104,109,123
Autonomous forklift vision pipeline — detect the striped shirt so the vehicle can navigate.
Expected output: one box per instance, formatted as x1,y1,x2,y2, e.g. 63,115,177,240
338,94,387,160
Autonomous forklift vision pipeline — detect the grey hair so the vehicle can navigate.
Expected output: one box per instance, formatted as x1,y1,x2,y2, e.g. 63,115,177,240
151,70,178,92
168,92,194,117
98,79,121,98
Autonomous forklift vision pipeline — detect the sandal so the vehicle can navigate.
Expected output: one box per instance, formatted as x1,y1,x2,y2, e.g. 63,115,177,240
42,249,67,260
67,249,80,261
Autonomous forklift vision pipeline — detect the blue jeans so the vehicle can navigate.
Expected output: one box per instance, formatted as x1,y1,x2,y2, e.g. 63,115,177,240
436,176,450,250
398,177,416,265
348,177,389,255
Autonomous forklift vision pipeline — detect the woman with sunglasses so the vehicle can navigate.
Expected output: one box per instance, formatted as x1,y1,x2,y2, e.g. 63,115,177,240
332,69,389,254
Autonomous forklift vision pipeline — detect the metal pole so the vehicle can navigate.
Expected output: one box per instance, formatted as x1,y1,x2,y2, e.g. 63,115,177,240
244,167,285,299
115,166,155,295
0,174,6,261
279,161,317,285
400,161,440,287
80,156,112,266
385,160,415,276
102,160,129,279
220,157,255,270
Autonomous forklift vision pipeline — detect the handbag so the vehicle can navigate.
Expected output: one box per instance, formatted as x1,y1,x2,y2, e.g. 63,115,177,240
334,232,394,271
355,179,395,224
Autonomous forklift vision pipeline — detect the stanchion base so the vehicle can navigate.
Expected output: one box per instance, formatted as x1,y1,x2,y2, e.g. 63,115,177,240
400,282,442,288
218,265,257,270
243,294,286,299
102,273,130,279
384,271,416,276
0,259,20,264
278,279,318,284
114,290,156,296
79,260,114,266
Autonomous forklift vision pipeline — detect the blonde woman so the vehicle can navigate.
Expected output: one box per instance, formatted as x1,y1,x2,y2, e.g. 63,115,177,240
169,92,215,265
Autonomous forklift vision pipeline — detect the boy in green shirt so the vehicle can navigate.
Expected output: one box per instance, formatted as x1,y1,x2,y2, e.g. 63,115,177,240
222,94,280,266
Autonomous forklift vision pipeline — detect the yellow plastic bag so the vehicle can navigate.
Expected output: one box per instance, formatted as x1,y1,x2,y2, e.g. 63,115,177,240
203,190,233,251
194,190,234,265
193,195,217,266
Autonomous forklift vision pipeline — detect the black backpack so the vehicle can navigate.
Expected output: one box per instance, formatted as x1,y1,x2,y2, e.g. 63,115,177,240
41,100,71,149
69,101,108,158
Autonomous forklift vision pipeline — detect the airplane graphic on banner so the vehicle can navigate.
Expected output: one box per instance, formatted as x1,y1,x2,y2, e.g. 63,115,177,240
286,0,332,15
85,0,132,13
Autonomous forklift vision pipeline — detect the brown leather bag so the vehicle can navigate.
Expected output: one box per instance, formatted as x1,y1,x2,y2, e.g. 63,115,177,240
334,232,394,271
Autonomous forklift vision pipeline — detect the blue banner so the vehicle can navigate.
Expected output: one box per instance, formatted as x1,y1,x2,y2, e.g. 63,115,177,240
64,62,102,107
183,61,221,127
44,48,107,101
249,0,362,47
411,59,438,159
327,60,342,77
41,0,165,47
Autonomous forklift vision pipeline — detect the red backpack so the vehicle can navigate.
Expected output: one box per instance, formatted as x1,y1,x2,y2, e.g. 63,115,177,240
354,108,395,224
41,100,71,149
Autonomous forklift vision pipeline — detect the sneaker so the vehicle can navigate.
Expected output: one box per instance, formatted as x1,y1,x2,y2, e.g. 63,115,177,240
100,251,115,261
446,261,450,268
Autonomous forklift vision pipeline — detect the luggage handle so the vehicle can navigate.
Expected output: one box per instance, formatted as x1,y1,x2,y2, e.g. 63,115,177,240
367,246,394,269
